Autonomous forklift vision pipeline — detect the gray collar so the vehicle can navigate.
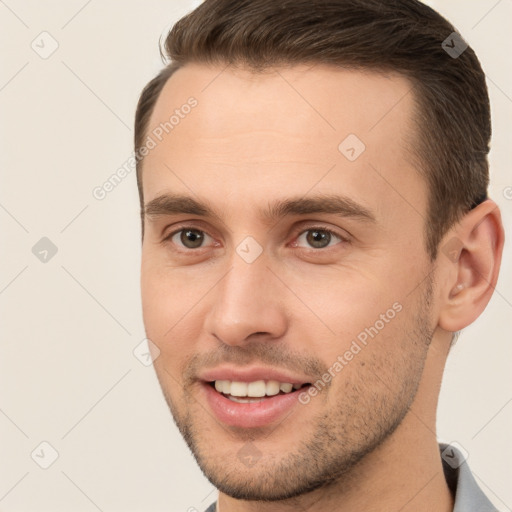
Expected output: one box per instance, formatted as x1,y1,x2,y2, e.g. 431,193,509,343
440,443,498,511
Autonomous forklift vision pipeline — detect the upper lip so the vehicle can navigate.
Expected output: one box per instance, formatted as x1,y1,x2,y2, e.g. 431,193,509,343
199,366,313,385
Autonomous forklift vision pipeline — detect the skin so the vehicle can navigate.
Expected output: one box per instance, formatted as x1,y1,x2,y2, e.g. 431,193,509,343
140,63,504,512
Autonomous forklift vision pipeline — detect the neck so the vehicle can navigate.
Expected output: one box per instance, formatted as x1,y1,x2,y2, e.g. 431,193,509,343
218,334,454,512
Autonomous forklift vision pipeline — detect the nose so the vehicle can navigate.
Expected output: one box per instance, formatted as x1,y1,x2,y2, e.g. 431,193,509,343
203,254,288,347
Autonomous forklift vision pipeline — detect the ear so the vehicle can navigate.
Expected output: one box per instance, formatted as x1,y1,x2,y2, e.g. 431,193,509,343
437,199,505,332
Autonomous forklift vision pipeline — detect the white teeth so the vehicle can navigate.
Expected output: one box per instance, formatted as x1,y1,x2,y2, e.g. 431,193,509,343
230,381,248,397
228,396,265,404
266,380,280,396
215,380,230,393
247,380,266,397
213,379,300,397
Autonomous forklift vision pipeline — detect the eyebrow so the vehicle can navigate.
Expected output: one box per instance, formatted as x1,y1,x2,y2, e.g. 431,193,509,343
144,193,376,224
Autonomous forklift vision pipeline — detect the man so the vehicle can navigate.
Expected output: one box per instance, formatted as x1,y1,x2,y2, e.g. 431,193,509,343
135,1,504,510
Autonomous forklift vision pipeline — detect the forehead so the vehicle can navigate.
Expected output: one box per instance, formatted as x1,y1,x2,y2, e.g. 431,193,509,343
148,62,416,143
142,63,426,226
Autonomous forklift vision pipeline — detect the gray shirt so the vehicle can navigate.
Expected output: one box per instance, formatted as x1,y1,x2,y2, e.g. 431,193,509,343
203,444,498,511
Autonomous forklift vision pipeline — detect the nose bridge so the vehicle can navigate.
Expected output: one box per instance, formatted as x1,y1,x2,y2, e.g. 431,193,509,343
227,253,273,307
204,249,287,345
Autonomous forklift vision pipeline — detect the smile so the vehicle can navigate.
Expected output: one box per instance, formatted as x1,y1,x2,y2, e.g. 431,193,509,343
201,376,313,428
212,379,309,403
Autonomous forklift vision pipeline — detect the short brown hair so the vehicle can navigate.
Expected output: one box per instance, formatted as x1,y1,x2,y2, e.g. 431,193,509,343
134,0,490,259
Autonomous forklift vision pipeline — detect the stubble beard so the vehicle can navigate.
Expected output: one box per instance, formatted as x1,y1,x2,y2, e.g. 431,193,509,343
155,279,435,501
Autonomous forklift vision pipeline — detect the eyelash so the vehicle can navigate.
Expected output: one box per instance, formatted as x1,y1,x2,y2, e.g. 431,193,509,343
162,225,349,251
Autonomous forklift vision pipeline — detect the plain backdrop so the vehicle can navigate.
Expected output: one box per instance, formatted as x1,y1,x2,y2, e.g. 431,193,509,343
1,1,511,511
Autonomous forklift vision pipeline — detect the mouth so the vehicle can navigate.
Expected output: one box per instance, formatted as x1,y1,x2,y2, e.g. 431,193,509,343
201,377,313,428
208,379,311,403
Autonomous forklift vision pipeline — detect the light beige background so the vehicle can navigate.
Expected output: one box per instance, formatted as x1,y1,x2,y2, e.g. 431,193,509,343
1,1,511,511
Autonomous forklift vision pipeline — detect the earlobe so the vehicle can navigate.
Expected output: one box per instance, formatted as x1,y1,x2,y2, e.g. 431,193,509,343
438,199,504,333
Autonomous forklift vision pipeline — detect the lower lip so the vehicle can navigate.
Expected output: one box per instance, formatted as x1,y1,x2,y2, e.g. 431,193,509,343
202,382,306,428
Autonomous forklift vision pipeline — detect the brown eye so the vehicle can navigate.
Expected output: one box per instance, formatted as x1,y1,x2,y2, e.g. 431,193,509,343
296,227,344,249
306,229,332,249
179,229,205,249
163,227,212,250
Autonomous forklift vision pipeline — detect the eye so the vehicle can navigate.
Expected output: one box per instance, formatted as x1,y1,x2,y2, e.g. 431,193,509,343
294,227,346,249
165,228,214,249
162,225,348,252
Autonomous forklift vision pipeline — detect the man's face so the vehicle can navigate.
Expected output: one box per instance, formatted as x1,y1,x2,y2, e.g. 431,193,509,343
140,64,437,500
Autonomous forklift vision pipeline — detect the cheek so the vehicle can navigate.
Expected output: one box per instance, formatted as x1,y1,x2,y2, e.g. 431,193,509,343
141,262,166,335
141,258,183,356
297,271,400,337
141,260,204,371
303,278,410,383
141,250,188,322
321,313,416,414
